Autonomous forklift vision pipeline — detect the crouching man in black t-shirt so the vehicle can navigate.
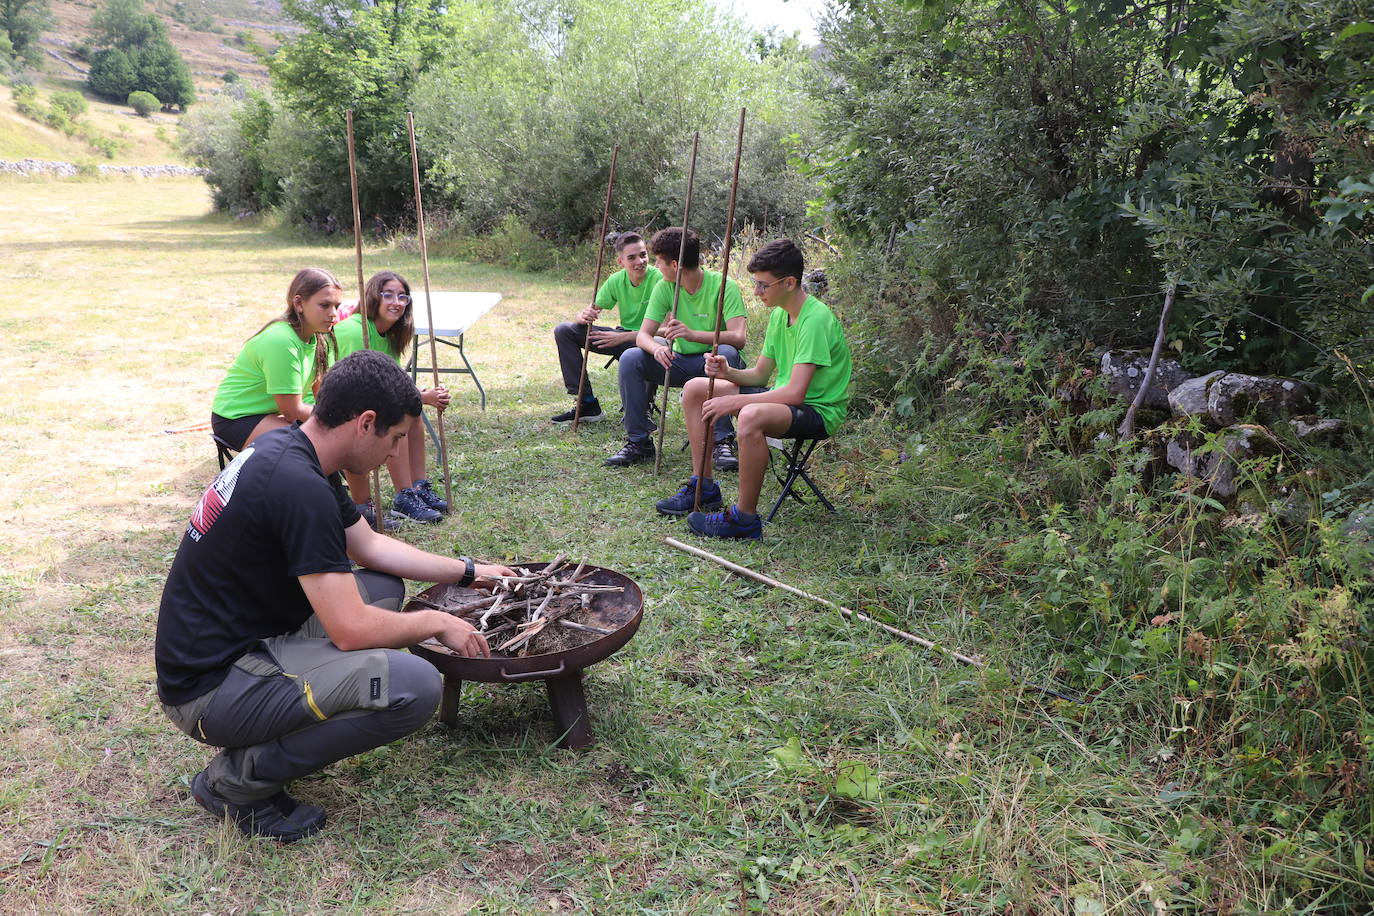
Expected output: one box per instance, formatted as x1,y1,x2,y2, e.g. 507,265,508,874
156,350,515,843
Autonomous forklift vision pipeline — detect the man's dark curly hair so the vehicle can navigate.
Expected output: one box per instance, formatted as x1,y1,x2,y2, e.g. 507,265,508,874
314,350,421,433
649,227,701,269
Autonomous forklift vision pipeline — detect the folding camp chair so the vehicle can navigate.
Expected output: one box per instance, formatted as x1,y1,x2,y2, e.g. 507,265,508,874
765,436,836,523
213,434,238,471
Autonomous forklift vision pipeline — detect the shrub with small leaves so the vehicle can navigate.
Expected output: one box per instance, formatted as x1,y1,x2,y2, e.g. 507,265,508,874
127,90,159,116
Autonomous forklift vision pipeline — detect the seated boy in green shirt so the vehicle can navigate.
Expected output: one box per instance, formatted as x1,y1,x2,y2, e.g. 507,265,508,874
551,231,661,423
653,239,852,539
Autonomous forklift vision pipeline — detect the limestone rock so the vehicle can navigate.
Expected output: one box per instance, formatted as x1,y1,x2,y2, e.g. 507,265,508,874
1166,424,1281,498
1099,350,1192,410
1206,373,1317,426
1289,416,1346,444
1168,371,1225,419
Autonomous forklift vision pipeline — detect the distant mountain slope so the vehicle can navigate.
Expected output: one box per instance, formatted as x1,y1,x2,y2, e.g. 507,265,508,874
38,0,296,89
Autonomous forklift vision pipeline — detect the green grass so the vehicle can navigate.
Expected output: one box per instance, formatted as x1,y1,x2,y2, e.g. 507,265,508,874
0,179,1351,914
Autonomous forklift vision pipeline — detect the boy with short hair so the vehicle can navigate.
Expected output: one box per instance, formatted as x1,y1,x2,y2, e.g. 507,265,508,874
605,227,747,467
551,231,661,423
653,238,851,539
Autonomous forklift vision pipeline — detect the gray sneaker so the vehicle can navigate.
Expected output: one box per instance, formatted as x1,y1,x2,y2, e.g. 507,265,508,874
357,501,400,532
713,438,739,472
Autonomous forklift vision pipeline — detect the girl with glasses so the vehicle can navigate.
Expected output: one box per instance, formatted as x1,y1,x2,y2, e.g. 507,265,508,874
333,270,451,526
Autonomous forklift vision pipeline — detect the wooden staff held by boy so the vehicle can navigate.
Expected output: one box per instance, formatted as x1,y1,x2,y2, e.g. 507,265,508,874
654,131,701,475
695,109,746,509
573,146,620,431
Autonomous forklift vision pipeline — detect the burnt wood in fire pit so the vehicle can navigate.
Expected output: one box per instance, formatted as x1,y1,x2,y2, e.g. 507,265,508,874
403,561,643,749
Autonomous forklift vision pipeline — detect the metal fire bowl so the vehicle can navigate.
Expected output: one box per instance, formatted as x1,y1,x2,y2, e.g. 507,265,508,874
404,562,643,683
404,562,642,749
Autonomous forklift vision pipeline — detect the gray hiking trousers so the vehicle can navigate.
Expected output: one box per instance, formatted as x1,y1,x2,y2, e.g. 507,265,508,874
160,569,442,803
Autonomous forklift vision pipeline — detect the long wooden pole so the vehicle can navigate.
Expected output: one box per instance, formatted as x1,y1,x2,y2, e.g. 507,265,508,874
407,112,454,510
695,108,747,509
664,537,1079,702
654,131,701,475
572,145,620,431
346,110,383,532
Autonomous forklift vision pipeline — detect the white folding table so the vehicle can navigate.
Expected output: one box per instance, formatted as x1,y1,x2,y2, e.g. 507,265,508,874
409,291,502,409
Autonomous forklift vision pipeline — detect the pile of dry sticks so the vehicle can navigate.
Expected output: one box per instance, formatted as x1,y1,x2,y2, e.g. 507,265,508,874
414,555,624,657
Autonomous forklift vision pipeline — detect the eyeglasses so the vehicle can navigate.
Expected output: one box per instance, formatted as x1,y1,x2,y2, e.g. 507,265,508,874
380,291,411,305
752,277,787,292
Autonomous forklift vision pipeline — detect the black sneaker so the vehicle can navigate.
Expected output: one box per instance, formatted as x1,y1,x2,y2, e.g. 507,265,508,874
713,438,739,472
655,475,723,517
391,487,443,523
604,439,655,467
414,477,449,513
357,500,400,532
192,769,326,843
552,400,605,423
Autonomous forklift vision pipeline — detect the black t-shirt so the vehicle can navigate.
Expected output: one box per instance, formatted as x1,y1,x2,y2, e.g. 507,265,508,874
155,425,362,706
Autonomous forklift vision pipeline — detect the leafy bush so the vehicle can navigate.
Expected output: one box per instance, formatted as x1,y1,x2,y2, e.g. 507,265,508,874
127,89,158,115
854,331,1374,906
49,89,87,119
179,90,280,212
815,0,1374,390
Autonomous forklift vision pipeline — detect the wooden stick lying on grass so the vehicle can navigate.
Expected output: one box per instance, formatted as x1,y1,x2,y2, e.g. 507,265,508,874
664,537,1079,702
573,146,620,431
346,110,383,532
407,112,454,508
654,131,701,475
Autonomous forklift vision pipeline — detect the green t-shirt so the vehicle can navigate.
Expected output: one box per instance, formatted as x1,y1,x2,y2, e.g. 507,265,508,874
333,312,403,364
644,270,747,356
211,320,318,420
594,267,661,331
761,295,852,436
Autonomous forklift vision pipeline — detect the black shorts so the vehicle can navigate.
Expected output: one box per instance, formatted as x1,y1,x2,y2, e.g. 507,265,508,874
783,404,829,440
210,412,272,452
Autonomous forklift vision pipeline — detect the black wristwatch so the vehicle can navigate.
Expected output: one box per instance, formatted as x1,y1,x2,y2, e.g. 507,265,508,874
456,556,476,588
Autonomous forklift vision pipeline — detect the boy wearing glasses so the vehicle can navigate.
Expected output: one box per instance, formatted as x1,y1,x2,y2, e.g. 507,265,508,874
551,232,662,424
605,227,748,468
652,238,851,539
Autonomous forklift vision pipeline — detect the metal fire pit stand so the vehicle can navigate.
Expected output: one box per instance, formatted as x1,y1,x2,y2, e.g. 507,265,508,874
437,666,593,750
407,562,643,751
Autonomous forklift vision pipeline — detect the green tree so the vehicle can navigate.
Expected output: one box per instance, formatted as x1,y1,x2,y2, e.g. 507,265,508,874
86,0,194,108
0,0,50,65
87,45,138,98
267,0,447,225
91,0,161,48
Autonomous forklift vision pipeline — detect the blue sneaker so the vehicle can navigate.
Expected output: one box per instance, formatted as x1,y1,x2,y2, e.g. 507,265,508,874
687,504,762,540
655,476,723,517
414,477,449,513
390,487,443,524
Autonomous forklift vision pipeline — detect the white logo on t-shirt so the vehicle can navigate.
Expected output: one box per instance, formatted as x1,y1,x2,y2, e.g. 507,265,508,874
188,447,254,541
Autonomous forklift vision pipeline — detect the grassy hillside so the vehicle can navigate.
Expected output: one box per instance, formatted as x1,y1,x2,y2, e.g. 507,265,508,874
1,0,291,164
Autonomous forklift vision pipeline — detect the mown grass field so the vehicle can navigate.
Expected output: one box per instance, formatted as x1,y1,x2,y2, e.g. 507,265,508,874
0,177,1308,914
